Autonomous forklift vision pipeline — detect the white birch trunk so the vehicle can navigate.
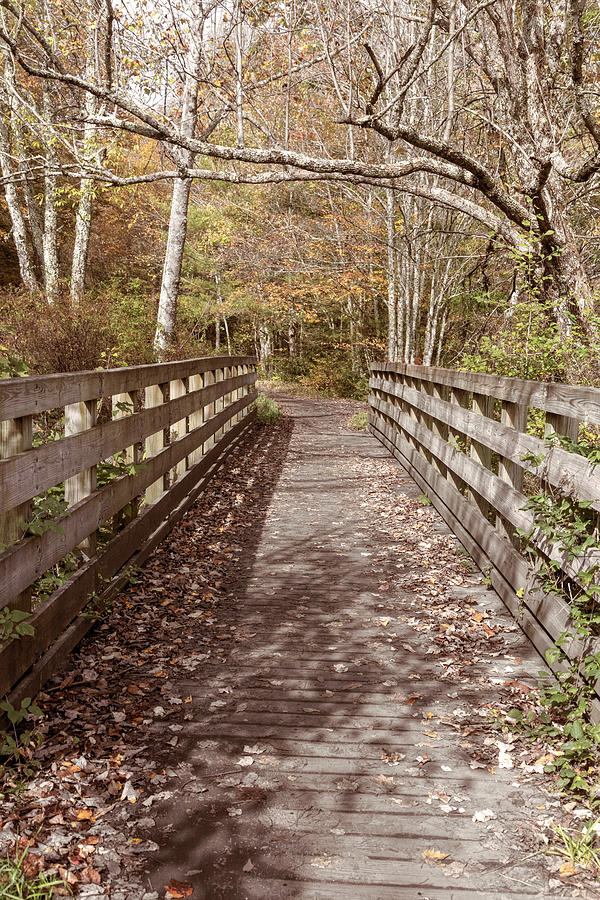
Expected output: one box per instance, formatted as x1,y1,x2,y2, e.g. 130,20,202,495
41,85,59,303
0,120,39,292
154,13,202,358
71,44,97,306
385,188,398,361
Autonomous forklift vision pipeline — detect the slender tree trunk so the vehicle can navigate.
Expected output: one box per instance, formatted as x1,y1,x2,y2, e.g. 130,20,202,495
71,52,97,306
41,85,59,302
385,189,398,361
0,120,39,292
154,10,202,358
258,323,273,373
223,315,232,355
155,175,193,355
288,322,297,356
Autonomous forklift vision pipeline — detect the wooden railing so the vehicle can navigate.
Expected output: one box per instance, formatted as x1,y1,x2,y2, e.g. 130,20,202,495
0,356,257,704
369,363,600,704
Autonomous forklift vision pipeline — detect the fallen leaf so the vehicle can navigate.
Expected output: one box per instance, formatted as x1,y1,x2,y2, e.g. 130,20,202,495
559,861,577,877
165,879,194,898
472,809,496,822
80,867,102,885
242,859,255,872
237,756,254,767
76,809,96,821
422,848,449,866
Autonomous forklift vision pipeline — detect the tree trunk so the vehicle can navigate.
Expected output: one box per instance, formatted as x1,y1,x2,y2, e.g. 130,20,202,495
258,323,273,373
153,11,202,358
385,189,399,361
155,175,193,356
42,85,59,303
71,55,97,307
0,120,39,292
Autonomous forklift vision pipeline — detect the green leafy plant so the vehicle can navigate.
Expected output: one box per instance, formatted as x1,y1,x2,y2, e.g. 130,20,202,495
254,393,281,424
549,818,600,872
0,699,44,788
348,411,368,431
0,346,28,379
26,495,69,537
0,844,69,898
509,434,600,802
0,608,35,648
96,450,146,487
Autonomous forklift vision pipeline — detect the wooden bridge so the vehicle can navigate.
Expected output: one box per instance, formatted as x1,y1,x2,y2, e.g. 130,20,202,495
1,357,600,897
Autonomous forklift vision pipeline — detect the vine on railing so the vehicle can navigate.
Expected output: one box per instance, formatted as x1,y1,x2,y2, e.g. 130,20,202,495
509,436,600,802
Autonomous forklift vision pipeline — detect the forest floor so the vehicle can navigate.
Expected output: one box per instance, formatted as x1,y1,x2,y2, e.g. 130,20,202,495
1,396,600,898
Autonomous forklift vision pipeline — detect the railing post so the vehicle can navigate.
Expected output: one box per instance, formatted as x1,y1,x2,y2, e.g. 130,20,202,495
545,412,580,443
188,373,204,467
0,414,33,610
145,382,169,503
423,381,448,476
223,365,232,431
467,392,494,518
203,368,216,452
214,367,224,441
170,377,188,482
497,400,528,543
65,399,97,556
112,391,142,528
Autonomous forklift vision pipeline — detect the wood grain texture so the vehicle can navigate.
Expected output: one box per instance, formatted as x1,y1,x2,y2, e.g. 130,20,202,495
0,355,256,420
0,393,256,607
2,408,257,700
371,362,600,423
0,372,255,513
371,375,600,510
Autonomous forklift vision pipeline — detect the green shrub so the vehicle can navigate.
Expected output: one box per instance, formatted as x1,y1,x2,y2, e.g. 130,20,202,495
301,356,368,400
269,354,312,382
254,393,281,424
348,411,368,431
460,298,600,384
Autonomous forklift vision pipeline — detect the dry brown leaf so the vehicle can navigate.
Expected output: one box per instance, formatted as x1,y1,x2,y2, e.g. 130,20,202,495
76,809,96,821
80,867,102,885
165,879,194,898
422,848,449,866
559,861,577,877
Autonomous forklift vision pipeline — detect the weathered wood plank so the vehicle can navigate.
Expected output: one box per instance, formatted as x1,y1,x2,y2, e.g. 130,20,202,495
3,409,257,701
0,373,255,513
0,356,256,421
371,375,600,510
371,394,600,588
64,399,97,555
0,414,33,611
369,412,595,691
371,362,600,423
0,393,255,608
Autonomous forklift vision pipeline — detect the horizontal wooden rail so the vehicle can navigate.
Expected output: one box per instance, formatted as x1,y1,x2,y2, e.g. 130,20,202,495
0,356,257,703
369,362,600,716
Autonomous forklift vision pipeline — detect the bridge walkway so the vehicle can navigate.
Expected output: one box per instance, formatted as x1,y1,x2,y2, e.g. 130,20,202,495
142,397,564,899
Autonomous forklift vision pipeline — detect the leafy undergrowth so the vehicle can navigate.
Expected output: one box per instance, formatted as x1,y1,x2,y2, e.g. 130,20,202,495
253,393,281,424
347,410,368,431
0,843,70,898
0,416,293,898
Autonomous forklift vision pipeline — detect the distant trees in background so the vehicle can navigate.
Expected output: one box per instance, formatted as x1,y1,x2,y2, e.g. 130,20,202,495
1,0,600,387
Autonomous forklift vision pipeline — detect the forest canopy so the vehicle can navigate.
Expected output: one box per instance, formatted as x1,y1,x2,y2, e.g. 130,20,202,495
1,0,600,390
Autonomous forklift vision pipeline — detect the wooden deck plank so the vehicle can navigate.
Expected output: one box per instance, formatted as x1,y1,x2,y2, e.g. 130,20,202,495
142,397,564,898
